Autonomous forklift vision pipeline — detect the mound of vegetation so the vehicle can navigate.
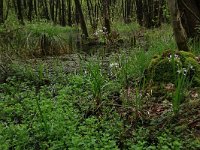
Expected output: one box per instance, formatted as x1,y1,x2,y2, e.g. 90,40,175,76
147,50,200,86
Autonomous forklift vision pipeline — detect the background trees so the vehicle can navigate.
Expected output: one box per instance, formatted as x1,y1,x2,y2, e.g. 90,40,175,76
1,0,169,29
135,0,166,28
1,0,200,51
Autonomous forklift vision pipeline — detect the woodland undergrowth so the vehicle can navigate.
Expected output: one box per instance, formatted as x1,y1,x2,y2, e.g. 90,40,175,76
0,22,200,149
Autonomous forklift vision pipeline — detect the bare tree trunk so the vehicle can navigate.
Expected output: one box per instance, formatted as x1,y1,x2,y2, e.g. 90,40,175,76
167,0,189,51
135,0,143,26
23,0,27,9
33,0,37,16
0,0,3,24
43,0,50,20
60,0,66,26
28,0,33,21
124,0,132,23
86,0,98,31
16,0,25,25
58,0,62,24
5,0,11,21
75,1,79,25
103,0,111,34
67,0,72,26
55,0,59,23
74,0,89,38
50,0,55,22
178,0,200,38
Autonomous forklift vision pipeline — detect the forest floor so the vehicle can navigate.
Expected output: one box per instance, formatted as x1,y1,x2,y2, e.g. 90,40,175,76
0,22,200,149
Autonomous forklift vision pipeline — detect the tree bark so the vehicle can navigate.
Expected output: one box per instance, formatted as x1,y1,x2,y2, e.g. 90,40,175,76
103,0,111,34
67,0,72,26
135,0,143,26
167,0,189,51
43,0,50,20
86,0,98,31
28,0,33,21
5,0,11,21
124,0,132,23
178,0,200,38
60,0,66,26
0,0,3,24
16,0,25,25
74,0,89,38
33,0,37,16
50,0,55,22
55,0,59,23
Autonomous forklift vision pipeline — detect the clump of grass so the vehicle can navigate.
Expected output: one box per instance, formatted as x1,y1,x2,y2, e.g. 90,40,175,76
87,58,104,103
167,51,193,114
111,49,154,88
172,65,192,115
86,57,115,106
0,20,76,58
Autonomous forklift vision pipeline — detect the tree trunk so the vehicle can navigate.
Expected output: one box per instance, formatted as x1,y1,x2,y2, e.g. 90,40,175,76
33,0,37,16
50,0,55,22
23,0,27,9
86,0,98,31
58,0,62,25
16,0,25,25
178,0,200,38
67,0,72,26
60,0,66,26
43,0,50,20
0,0,3,24
5,0,11,21
124,0,132,23
74,0,89,38
167,0,189,51
103,0,111,34
135,0,143,26
75,1,80,25
28,0,33,21
55,0,59,23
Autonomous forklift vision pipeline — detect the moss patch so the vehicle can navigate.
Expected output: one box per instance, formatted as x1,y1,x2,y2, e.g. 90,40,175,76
146,50,200,87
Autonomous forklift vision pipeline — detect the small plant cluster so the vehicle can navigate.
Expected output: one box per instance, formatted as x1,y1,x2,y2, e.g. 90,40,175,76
92,27,120,45
167,52,195,114
0,21,76,58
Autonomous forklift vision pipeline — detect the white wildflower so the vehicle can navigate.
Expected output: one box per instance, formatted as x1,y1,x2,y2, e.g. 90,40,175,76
103,27,107,30
109,63,119,68
177,70,181,74
94,32,98,36
183,68,187,75
175,54,179,59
